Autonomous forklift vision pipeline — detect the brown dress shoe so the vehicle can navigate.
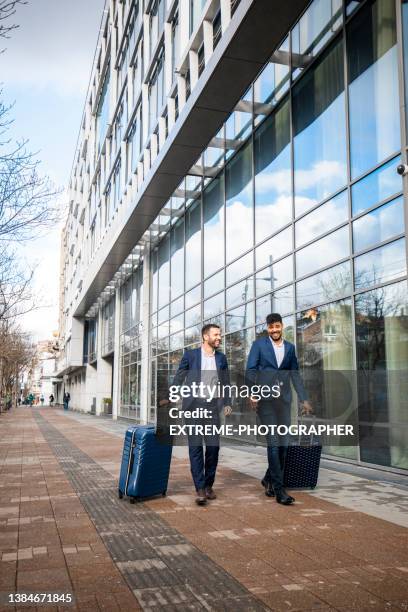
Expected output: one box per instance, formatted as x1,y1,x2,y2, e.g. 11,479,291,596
196,489,207,505
205,487,217,500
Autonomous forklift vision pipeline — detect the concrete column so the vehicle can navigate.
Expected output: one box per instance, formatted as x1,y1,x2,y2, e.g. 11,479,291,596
140,246,151,424
220,0,231,33
164,22,173,94
178,0,190,58
189,49,198,89
112,286,122,420
203,19,213,65
96,307,113,415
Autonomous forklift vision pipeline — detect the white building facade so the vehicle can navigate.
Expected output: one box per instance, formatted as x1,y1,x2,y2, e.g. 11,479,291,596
57,0,408,473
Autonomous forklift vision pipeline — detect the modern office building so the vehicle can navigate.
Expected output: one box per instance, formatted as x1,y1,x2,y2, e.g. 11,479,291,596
56,0,408,472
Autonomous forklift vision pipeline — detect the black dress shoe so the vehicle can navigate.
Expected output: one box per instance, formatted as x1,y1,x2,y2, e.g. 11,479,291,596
274,487,295,505
261,478,275,497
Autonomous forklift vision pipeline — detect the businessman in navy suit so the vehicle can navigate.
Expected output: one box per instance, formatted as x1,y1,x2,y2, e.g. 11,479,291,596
246,313,312,505
167,323,232,506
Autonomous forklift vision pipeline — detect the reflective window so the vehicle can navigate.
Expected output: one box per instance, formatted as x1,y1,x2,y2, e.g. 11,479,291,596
353,197,404,253
292,0,343,79
203,292,224,321
296,226,349,278
295,191,348,248
351,156,402,216
185,284,201,309
226,276,254,310
204,269,224,298
226,252,253,286
170,313,184,335
256,285,294,324
254,99,291,243
402,1,408,135
226,302,254,332
170,219,184,299
185,199,201,289
256,226,292,270
255,255,293,296
355,281,408,469
203,175,224,277
354,238,407,289
185,304,201,328
293,38,347,216
225,143,253,262
185,325,201,346
169,330,184,351
296,261,352,310
348,0,400,179
253,37,290,124
170,295,184,317
226,89,252,148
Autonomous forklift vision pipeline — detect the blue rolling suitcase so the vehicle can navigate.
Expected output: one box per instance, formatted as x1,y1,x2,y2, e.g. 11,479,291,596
118,425,172,503
283,439,322,489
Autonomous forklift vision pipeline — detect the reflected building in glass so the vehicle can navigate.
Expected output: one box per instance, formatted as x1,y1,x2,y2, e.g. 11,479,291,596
57,0,408,473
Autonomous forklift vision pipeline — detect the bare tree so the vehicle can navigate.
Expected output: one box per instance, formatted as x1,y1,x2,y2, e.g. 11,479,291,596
0,320,36,409
0,0,26,49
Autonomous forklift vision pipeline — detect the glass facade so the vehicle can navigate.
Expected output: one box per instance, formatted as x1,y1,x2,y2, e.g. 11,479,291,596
115,0,408,472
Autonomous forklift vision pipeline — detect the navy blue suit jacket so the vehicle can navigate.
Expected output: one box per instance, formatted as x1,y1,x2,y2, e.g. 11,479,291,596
171,347,231,412
246,336,308,406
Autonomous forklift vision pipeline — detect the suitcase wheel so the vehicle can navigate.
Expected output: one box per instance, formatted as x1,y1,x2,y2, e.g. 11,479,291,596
162,490,167,497
118,489,123,499
129,497,137,504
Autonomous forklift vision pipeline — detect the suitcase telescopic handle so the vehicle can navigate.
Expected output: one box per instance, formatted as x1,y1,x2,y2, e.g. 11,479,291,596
297,408,315,446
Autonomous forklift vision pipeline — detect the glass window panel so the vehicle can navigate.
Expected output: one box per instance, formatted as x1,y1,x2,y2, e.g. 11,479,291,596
170,330,184,351
295,191,348,248
225,90,252,147
185,304,201,328
170,218,184,299
225,143,253,262
185,199,201,289
226,276,254,309
296,226,349,278
204,269,224,298
291,0,343,79
348,0,400,179
354,238,407,289
185,324,201,346
296,298,355,461
169,313,183,335
256,285,294,324
293,38,347,216
403,1,408,136
255,226,292,270
254,99,292,243
185,284,201,308
253,36,290,124
157,304,169,324
255,255,293,295
226,252,253,286
355,280,408,468
203,292,224,320
352,197,404,253
296,261,352,310
170,295,184,317
225,302,254,332
351,156,402,216
203,175,224,277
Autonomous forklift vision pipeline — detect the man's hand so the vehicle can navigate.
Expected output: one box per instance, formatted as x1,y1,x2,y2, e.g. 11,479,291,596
300,400,313,416
224,405,232,417
158,399,170,407
249,397,259,411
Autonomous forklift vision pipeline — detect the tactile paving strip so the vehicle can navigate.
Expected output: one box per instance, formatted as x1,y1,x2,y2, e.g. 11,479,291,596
35,413,267,611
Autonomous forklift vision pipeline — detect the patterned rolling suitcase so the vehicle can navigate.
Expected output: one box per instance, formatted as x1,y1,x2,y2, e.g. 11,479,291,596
283,438,322,489
118,425,172,503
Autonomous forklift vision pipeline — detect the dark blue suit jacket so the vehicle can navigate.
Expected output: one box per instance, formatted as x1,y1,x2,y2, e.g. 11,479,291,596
171,347,231,412
246,337,308,406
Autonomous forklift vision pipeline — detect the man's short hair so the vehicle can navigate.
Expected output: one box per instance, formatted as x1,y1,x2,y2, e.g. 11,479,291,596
201,323,221,339
266,313,282,325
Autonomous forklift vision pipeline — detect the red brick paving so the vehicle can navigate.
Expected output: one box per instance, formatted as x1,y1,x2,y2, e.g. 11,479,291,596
1,407,408,611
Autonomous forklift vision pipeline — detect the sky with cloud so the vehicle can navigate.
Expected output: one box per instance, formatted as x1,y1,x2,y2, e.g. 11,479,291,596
0,0,105,341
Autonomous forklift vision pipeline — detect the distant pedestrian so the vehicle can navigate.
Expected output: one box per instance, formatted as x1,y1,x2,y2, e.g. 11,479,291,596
63,392,70,411
40,394,44,406
49,394,54,406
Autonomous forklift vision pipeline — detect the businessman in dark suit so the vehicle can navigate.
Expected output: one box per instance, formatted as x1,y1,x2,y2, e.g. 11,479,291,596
166,323,232,506
246,313,312,505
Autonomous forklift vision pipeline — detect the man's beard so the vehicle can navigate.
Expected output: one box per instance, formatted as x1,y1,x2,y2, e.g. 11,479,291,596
269,332,282,342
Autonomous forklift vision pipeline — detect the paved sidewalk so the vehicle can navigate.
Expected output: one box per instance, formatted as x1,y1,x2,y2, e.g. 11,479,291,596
1,407,408,611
